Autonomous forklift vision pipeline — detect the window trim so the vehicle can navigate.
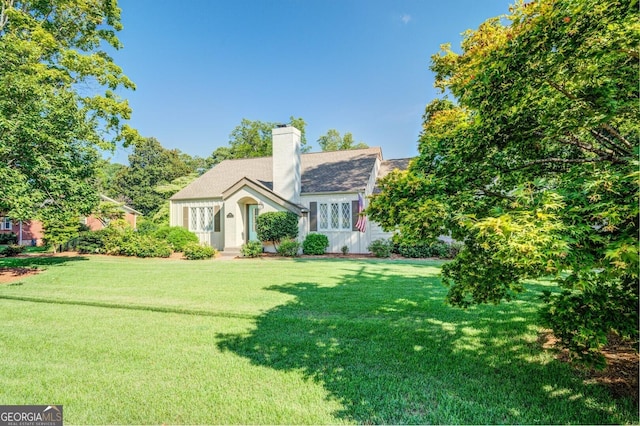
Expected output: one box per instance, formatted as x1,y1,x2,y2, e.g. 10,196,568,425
1,217,12,231
188,206,218,232
317,202,351,231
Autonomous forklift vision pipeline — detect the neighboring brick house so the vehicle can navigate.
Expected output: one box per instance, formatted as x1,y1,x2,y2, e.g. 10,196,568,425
0,216,44,246
0,195,142,246
169,126,411,254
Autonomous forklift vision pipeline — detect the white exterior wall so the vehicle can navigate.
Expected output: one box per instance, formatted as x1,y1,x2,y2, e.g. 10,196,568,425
169,199,224,249
272,126,301,204
369,221,394,242
300,193,372,254
222,186,285,251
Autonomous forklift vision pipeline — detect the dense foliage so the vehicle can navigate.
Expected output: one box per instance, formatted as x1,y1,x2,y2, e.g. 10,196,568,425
317,129,368,151
302,233,329,255
209,117,309,161
77,220,171,258
276,238,301,257
0,244,25,257
256,211,299,250
41,211,81,253
368,239,392,258
0,233,17,245
240,240,263,258
182,242,216,260
368,0,638,366
0,0,137,221
153,226,198,252
393,240,462,259
109,138,194,215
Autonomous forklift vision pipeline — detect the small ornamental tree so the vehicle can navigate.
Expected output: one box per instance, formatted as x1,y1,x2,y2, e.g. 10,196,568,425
41,210,81,253
256,211,299,250
368,0,639,367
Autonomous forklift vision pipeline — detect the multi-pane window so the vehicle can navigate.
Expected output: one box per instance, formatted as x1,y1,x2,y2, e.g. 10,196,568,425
206,207,214,231
198,207,206,230
341,203,350,229
318,202,350,231
1,217,11,230
190,208,198,230
330,203,339,229
189,207,215,232
319,203,328,230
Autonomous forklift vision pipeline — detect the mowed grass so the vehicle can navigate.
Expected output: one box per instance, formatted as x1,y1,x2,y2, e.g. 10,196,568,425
0,255,636,424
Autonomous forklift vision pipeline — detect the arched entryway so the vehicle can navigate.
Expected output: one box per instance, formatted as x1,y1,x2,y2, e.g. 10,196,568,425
237,196,261,243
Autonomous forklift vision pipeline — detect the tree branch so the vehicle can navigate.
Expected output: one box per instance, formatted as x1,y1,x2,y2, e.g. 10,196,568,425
618,48,639,60
600,124,633,150
590,129,633,157
562,134,620,160
506,156,610,172
546,80,579,101
543,80,634,156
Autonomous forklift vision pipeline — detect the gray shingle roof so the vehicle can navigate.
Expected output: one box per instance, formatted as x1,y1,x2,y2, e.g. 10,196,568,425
374,158,412,193
378,158,412,179
171,147,383,200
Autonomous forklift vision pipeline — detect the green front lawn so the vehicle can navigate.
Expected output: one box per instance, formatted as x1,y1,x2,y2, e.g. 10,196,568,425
0,255,636,424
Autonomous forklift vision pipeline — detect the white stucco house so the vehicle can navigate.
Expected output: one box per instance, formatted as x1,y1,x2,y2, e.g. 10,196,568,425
169,125,410,254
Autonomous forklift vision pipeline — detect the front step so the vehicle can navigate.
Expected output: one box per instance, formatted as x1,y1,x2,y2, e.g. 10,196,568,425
218,247,241,259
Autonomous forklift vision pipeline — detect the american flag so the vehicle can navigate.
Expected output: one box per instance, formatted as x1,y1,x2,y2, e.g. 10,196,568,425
355,193,366,233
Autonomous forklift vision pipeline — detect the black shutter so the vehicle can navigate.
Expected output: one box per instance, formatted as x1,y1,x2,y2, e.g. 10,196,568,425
214,207,221,232
309,202,317,232
352,200,359,231
182,207,189,229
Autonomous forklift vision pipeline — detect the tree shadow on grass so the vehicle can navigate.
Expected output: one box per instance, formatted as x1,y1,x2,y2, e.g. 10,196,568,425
0,254,89,269
217,263,636,424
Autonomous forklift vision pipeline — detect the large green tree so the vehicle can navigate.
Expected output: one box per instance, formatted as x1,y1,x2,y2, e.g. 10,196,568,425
0,0,137,221
110,137,193,216
369,0,638,366
317,129,368,151
215,116,309,160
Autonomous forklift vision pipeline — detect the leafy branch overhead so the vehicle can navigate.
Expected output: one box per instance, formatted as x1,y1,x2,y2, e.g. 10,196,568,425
0,0,139,220
368,0,638,367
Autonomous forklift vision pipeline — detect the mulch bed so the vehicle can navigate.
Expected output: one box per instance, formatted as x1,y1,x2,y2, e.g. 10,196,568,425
0,267,40,284
539,330,639,405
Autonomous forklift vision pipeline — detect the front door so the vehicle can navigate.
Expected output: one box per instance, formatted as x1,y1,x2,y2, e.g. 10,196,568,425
247,205,259,242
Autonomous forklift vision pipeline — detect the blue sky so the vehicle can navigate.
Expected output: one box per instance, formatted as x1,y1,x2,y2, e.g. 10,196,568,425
109,0,513,164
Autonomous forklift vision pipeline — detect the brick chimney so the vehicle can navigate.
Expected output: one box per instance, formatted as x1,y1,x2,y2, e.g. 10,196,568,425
272,125,301,204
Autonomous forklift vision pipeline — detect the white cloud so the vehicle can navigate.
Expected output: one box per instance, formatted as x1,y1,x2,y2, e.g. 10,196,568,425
400,14,412,24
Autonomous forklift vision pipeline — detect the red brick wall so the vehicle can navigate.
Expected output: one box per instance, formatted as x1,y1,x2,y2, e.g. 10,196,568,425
0,220,45,246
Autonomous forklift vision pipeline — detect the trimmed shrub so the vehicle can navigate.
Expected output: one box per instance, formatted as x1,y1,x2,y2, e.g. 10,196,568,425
241,240,263,258
393,240,464,259
136,219,159,235
0,233,18,245
395,241,448,258
277,238,301,257
77,231,106,254
368,238,392,258
154,226,198,251
119,234,172,258
1,244,25,257
302,233,329,255
77,224,174,258
341,245,349,255
256,211,299,250
183,242,216,260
